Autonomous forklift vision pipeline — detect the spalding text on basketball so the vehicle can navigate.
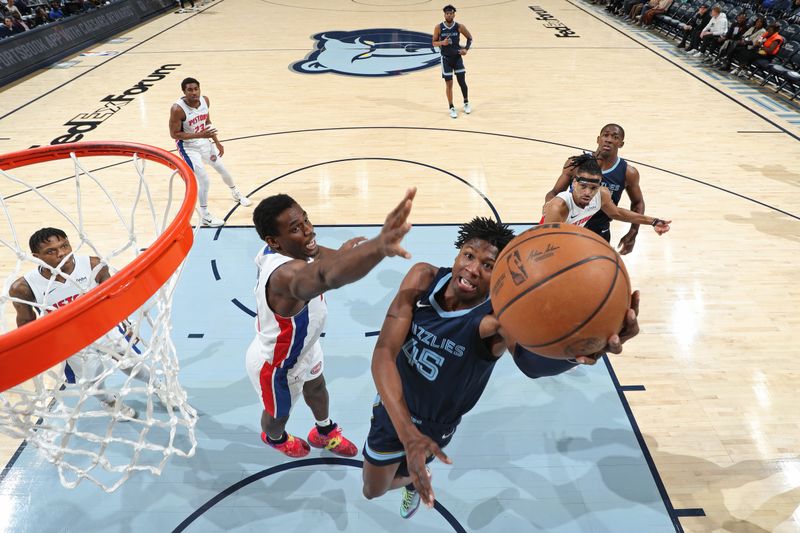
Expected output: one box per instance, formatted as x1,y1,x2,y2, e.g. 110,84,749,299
527,243,559,263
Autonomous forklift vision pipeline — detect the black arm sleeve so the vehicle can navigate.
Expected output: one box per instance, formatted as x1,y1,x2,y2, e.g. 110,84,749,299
512,346,580,379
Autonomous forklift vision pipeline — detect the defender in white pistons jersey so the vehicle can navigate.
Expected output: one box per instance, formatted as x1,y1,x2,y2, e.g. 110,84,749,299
541,154,672,237
7,228,167,418
169,77,252,228
246,189,416,459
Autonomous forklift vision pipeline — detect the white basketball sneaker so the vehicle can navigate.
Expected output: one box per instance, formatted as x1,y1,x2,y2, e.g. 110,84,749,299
231,188,252,207
463,102,472,114
201,213,224,227
449,107,457,119
100,397,137,419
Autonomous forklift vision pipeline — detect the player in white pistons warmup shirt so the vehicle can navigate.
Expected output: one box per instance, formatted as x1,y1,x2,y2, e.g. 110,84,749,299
246,189,416,458
541,154,672,236
7,228,166,418
169,77,251,228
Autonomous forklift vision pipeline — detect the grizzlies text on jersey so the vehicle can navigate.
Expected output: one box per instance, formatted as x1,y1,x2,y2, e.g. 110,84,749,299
397,267,496,426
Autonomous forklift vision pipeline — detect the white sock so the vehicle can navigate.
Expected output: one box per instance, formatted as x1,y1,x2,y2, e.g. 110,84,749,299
315,417,331,428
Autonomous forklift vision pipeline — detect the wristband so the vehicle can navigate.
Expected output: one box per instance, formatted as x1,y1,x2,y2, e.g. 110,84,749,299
651,218,663,226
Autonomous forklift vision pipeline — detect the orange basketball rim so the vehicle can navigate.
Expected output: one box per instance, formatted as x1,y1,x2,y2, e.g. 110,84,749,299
0,142,197,392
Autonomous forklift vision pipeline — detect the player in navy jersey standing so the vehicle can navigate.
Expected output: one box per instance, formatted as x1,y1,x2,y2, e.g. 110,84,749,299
545,124,646,254
432,4,473,118
361,218,642,519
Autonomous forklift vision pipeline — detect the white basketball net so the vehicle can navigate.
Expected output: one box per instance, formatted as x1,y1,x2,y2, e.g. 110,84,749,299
0,150,198,492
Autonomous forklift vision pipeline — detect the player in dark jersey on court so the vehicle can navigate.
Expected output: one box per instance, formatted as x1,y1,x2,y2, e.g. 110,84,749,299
360,218,642,519
432,4,473,119
545,124,645,254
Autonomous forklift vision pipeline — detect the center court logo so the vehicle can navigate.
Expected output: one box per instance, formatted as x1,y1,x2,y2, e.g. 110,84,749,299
291,28,440,77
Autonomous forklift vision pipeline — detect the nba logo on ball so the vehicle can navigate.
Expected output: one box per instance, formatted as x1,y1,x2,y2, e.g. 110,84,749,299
491,224,631,359
507,250,528,285
291,28,440,77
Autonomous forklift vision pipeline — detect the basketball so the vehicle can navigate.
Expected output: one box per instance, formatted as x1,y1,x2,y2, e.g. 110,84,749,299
491,223,631,359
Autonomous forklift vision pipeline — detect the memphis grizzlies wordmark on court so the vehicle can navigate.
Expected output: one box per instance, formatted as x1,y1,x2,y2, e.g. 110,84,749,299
291,29,440,77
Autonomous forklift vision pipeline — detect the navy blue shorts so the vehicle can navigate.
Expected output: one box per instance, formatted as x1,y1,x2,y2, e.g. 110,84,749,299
584,218,611,242
440,54,465,79
362,396,457,476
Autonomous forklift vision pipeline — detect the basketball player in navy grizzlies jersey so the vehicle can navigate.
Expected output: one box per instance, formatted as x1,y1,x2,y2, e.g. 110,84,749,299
169,77,252,227
7,228,167,418
361,218,643,518
542,154,671,235
247,189,416,458
545,124,646,254
432,4,473,118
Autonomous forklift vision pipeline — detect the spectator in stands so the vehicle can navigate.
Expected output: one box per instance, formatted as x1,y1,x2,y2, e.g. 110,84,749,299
177,0,196,13
621,0,646,19
0,15,23,38
12,0,28,14
606,0,624,15
731,21,785,76
3,0,22,19
762,0,792,14
785,0,800,22
10,11,27,30
718,16,767,71
31,5,48,26
0,16,11,37
47,0,63,19
66,0,92,14
630,0,657,23
693,5,728,57
640,0,673,27
705,12,748,64
678,4,711,52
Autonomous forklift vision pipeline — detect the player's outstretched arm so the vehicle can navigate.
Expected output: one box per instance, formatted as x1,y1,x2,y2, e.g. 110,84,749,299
600,189,670,234
371,262,450,509
276,188,416,303
617,165,645,255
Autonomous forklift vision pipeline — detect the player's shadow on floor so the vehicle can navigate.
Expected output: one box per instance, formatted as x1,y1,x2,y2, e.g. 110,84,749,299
739,163,800,189
449,397,663,531
638,434,800,533
725,211,800,243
